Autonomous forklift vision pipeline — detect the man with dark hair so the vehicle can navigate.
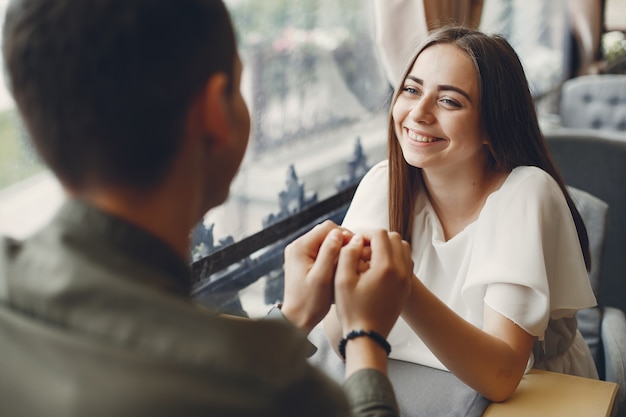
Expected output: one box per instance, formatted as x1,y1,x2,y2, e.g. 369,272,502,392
0,0,412,416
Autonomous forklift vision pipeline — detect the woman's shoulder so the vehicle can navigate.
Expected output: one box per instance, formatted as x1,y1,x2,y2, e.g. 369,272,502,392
357,159,389,188
367,159,389,176
342,160,390,230
507,166,557,188
483,166,567,219
501,166,563,200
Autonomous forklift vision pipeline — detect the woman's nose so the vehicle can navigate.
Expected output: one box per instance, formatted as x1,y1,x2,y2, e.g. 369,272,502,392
408,96,436,125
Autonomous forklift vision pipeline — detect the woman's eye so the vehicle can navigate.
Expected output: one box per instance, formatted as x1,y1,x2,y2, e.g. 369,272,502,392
402,86,419,95
440,98,461,108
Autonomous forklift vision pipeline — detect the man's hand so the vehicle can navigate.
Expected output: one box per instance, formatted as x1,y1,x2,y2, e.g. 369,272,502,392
281,220,350,333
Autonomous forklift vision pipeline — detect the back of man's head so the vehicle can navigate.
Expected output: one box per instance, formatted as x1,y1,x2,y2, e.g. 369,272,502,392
2,0,236,191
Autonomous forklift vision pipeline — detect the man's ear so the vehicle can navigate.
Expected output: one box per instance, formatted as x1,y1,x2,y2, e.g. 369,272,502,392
196,72,231,146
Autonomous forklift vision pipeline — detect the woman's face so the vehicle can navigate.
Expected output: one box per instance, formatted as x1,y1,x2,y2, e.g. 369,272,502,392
392,43,487,172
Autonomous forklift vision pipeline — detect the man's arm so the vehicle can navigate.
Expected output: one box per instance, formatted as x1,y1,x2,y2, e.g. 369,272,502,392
278,223,412,416
280,221,346,333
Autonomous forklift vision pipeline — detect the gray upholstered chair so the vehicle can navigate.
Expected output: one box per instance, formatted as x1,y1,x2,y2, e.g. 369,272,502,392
545,130,626,416
545,130,626,313
558,74,626,132
569,187,625,417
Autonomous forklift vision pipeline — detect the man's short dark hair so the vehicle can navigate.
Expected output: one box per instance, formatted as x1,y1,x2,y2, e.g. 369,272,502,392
2,0,236,190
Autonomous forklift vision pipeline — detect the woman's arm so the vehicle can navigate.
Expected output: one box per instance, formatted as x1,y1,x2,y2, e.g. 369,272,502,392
324,273,535,402
402,275,535,402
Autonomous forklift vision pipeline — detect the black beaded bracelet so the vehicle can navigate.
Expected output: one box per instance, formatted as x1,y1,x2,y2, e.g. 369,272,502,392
338,329,391,360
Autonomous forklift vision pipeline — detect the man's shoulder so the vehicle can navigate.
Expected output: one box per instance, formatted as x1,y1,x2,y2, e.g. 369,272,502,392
0,260,334,416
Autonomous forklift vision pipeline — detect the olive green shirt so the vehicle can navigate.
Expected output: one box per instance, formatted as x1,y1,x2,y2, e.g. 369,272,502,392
0,199,398,417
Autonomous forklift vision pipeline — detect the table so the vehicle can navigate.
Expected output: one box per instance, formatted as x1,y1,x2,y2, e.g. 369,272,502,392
484,369,618,417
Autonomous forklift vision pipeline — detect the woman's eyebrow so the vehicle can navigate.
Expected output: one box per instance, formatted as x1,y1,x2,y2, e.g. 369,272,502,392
405,75,472,103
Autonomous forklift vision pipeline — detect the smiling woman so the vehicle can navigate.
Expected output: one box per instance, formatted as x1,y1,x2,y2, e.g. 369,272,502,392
392,44,485,176
322,25,599,403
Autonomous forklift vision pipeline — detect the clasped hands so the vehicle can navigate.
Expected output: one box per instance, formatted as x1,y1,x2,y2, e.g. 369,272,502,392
281,220,413,340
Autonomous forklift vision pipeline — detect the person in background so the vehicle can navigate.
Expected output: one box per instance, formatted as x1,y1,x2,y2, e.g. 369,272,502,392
0,0,413,415
323,26,598,403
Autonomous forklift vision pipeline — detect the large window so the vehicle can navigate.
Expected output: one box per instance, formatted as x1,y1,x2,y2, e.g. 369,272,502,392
194,0,390,257
0,0,391,243
1,0,624,254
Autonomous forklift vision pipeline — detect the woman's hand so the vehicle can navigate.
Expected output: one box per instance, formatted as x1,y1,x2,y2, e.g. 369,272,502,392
333,230,413,376
335,230,413,336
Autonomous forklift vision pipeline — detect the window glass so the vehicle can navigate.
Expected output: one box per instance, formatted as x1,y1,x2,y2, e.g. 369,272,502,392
0,0,390,240
190,1,391,315
196,0,390,255
0,0,52,237
0,0,45,190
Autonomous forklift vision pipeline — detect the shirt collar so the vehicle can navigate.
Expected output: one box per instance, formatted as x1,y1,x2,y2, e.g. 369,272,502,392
54,198,192,296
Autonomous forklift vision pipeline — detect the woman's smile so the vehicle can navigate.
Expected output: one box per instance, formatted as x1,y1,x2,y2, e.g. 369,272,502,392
405,128,444,144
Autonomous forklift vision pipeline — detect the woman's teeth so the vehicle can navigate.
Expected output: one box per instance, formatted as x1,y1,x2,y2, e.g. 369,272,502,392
407,130,439,143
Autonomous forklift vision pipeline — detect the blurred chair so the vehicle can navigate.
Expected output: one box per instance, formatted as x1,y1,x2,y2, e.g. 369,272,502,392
568,186,626,417
546,128,626,416
558,74,626,131
546,131,626,417
545,129,626,314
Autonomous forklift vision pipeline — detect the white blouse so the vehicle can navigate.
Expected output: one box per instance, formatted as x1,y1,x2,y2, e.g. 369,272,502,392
341,160,598,376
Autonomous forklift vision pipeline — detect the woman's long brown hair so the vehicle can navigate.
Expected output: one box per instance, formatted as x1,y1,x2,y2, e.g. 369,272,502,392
388,26,591,271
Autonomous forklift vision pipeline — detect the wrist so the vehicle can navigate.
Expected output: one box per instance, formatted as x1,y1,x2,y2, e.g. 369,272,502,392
339,329,391,360
280,302,316,333
344,335,390,378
